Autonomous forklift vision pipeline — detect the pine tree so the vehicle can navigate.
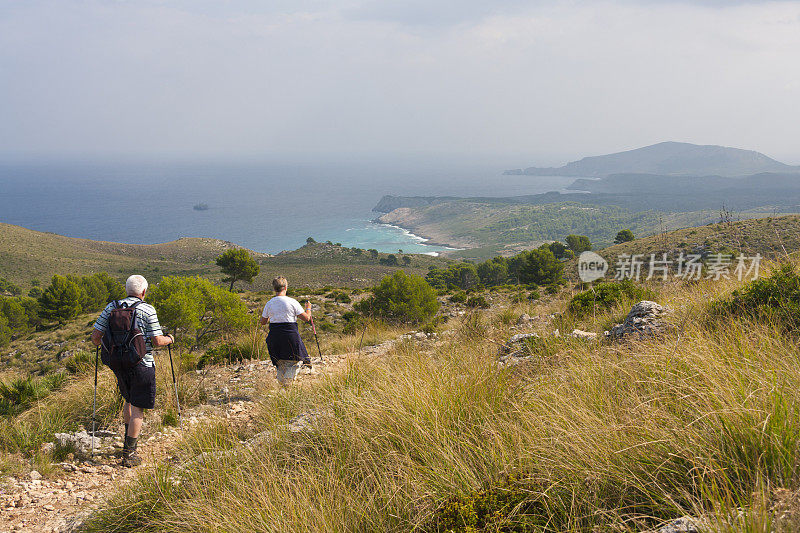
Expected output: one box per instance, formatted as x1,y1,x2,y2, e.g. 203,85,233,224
215,249,260,291
38,275,84,323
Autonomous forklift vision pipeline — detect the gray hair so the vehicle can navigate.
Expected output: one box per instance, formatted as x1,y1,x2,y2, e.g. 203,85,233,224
272,276,287,292
125,275,148,296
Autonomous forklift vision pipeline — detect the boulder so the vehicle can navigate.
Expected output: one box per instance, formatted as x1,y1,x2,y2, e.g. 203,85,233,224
516,313,533,326
53,429,118,458
569,329,597,340
610,301,672,340
657,516,699,533
500,332,540,362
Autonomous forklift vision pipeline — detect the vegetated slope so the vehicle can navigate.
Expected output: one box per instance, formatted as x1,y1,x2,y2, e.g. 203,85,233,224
505,141,799,177
0,222,252,288
599,215,800,260
374,174,800,259
559,215,800,282
258,242,449,289
77,264,800,532
376,201,728,258
376,171,800,216
0,223,450,292
567,171,800,194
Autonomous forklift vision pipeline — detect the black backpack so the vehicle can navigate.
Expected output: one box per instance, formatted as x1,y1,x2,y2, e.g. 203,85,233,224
100,300,147,371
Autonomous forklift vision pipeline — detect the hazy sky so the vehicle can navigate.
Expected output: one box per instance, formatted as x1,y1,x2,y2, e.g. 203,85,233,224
1,0,799,164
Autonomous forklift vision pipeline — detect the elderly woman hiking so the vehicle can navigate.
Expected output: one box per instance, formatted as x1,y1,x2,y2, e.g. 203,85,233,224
260,276,313,386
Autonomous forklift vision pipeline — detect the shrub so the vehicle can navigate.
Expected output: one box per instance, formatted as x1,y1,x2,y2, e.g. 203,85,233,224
162,410,179,427
0,297,29,333
614,229,635,244
497,308,516,325
419,321,440,335
379,254,399,266
147,276,251,351
568,280,656,318
357,271,439,325
0,314,10,348
341,311,365,335
286,286,313,297
711,264,800,328
63,350,95,374
0,374,69,417
0,278,21,296
448,291,467,304
327,290,352,304
466,295,490,309
434,476,535,532
197,343,253,368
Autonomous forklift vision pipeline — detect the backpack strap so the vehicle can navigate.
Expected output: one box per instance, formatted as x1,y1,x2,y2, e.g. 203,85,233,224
127,301,143,334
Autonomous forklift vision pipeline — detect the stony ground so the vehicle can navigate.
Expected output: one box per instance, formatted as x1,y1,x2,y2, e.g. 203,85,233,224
0,340,397,533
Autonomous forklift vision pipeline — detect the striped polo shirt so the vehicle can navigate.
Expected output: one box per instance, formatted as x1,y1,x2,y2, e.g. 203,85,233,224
93,296,164,367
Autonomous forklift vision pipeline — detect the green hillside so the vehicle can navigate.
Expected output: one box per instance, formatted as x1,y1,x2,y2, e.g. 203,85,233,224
0,223,449,291
554,215,800,282
601,215,800,260
0,222,248,288
377,201,732,259
258,242,449,289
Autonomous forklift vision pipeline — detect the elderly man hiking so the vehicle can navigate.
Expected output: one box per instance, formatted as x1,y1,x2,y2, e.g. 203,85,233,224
260,276,313,386
91,275,174,467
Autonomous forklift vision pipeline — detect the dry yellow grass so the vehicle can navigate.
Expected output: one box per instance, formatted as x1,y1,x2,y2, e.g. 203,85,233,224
78,262,800,532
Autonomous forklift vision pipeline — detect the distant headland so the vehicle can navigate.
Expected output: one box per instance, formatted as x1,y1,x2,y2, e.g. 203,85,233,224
504,141,800,178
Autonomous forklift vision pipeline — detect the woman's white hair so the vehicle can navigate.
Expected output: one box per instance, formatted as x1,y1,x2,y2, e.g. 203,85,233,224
125,275,149,296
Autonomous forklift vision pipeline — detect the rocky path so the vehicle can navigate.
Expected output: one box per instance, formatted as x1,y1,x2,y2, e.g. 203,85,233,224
0,340,398,533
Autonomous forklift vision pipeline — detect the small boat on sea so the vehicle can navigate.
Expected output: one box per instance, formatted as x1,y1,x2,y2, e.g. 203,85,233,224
193,203,209,211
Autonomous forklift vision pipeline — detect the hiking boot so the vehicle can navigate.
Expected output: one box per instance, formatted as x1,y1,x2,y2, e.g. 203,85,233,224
122,452,143,467
121,435,142,467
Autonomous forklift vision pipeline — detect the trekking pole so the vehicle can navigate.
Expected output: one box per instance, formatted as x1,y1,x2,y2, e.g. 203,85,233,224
166,337,182,429
92,346,99,458
310,318,323,361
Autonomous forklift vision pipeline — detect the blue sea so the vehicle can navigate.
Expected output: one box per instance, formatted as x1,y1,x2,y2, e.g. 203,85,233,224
0,158,574,254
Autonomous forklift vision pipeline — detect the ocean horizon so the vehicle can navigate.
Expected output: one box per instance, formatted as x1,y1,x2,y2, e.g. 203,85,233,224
0,158,575,254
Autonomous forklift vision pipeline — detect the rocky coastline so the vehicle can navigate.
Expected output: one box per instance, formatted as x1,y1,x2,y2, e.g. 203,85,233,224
370,217,463,250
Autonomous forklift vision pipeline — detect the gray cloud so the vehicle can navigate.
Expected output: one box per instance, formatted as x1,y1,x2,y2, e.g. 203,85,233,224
1,0,799,162
343,0,535,27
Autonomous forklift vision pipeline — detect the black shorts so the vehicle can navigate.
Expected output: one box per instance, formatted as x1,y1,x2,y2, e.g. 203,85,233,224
266,322,310,366
112,363,156,409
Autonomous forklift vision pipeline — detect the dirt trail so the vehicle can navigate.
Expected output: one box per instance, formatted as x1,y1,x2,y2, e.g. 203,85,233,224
0,341,397,533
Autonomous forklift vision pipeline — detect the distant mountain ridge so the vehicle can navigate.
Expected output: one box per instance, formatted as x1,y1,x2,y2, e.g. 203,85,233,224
505,142,799,178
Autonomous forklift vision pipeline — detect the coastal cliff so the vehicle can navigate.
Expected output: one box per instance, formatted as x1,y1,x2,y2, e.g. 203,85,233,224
372,195,455,214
